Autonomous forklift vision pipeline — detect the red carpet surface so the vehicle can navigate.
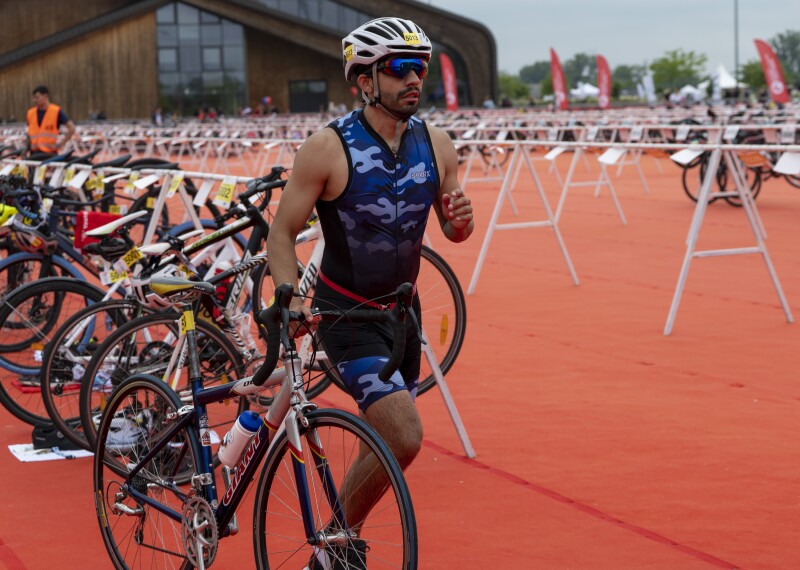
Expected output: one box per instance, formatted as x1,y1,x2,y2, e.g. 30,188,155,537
1,151,799,569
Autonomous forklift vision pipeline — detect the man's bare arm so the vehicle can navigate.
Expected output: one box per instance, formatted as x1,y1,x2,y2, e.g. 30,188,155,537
266,129,338,310
429,126,474,243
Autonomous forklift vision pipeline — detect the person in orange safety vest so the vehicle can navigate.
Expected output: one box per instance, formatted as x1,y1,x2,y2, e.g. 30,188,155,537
26,85,76,157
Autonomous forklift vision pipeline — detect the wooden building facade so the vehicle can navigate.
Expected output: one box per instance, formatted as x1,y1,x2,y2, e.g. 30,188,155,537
0,0,496,121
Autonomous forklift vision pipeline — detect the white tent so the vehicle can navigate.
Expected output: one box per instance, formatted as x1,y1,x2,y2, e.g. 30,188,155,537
570,81,600,100
678,84,705,102
715,64,746,89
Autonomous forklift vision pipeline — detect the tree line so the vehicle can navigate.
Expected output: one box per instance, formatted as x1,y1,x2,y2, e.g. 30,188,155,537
498,29,800,102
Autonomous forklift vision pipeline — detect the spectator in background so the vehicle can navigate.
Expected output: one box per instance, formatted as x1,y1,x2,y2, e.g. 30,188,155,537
152,107,163,126
26,85,75,158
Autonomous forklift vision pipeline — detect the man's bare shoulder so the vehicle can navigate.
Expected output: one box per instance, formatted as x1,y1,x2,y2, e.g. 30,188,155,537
425,124,455,149
298,127,341,156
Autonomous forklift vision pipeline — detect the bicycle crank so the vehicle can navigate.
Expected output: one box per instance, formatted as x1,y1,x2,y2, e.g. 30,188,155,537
182,495,218,569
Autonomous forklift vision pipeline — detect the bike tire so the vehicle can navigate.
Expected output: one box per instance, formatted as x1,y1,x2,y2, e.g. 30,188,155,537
252,408,417,569
93,373,202,569
723,165,764,207
0,277,107,425
79,311,246,452
40,299,147,450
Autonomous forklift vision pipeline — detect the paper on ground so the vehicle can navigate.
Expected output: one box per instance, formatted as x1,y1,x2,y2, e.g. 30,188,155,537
9,443,93,462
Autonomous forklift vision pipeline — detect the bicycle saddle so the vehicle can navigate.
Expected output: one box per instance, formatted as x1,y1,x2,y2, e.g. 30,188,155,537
149,277,215,299
92,154,132,168
82,237,129,261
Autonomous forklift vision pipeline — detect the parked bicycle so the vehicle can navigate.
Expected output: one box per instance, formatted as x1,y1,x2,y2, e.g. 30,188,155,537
93,278,417,569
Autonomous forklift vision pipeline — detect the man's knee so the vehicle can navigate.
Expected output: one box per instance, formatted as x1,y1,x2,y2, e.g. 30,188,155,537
365,392,423,468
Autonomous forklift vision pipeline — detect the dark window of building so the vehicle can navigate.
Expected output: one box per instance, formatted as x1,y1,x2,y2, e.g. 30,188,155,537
176,4,199,25
203,47,222,71
156,5,175,24
289,80,328,113
158,48,178,72
253,0,371,33
157,2,247,116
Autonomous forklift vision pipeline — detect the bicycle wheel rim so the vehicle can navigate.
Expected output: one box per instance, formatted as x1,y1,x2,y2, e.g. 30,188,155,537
253,408,417,569
81,312,245,451
41,300,142,450
94,374,200,568
0,278,107,425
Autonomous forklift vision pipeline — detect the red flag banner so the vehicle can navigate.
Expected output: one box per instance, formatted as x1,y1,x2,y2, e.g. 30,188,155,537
596,55,612,110
439,53,459,111
754,39,790,104
550,48,568,110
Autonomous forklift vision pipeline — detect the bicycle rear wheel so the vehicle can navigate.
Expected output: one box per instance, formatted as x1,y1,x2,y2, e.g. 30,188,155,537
93,374,201,569
40,299,145,450
0,277,107,425
252,408,417,569
415,245,467,395
80,311,246,452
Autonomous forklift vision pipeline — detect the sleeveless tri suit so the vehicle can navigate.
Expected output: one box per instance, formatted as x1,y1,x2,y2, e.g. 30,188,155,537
313,109,440,410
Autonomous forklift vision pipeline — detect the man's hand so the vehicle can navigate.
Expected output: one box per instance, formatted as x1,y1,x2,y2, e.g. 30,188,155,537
288,298,320,338
442,188,473,230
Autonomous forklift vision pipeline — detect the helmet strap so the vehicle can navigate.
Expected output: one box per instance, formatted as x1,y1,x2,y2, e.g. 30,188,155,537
363,62,409,153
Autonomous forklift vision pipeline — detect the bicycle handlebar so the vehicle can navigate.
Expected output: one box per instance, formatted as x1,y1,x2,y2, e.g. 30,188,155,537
253,282,415,386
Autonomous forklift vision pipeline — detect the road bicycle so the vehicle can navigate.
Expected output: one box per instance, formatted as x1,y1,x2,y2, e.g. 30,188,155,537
94,278,417,569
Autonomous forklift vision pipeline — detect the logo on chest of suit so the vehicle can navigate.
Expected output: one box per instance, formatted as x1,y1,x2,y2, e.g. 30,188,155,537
409,170,431,180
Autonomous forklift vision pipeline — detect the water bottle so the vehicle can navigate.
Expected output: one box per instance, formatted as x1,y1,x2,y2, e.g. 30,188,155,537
218,410,261,468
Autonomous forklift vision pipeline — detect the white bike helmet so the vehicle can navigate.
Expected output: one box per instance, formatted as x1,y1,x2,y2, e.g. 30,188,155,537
9,216,57,254
131,264,182,310
342,17,432,81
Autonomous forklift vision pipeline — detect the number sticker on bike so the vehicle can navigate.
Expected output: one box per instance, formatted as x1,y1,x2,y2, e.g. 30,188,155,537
100,269,129,285
180,311,195,334
124,172,139,195
213,177,236,209
121,247,143,269
166,173,184,199
33,165,47,185
87,175,105,199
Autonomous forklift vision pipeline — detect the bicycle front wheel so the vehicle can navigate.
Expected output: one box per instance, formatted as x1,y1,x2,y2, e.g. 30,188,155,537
94,374,201,569
253,408,417,569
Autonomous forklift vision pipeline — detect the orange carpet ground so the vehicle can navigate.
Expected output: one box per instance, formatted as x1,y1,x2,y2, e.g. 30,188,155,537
1,150,799,569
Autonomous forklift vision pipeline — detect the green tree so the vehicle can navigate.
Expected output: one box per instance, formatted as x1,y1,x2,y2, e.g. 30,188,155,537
649,49,707,91
741,60,766,90
770,29,800,83
498,72,531,100
612,64,647,92
563,52,595,86
540,74,553,96
519,61,550,84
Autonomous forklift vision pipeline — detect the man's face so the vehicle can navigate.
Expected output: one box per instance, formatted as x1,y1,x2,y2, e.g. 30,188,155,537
374,57,428,119
33,92,49,109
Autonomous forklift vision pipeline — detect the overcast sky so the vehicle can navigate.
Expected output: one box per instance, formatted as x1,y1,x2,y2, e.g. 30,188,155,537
427,0,800,75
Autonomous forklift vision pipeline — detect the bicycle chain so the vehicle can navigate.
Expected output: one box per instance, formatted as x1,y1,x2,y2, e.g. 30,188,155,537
138,540,188,560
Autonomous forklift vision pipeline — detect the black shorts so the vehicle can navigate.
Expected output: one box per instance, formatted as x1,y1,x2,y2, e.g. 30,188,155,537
312,280,422,411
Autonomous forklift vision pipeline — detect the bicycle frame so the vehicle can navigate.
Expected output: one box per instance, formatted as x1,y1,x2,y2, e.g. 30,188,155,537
117,304,333,543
